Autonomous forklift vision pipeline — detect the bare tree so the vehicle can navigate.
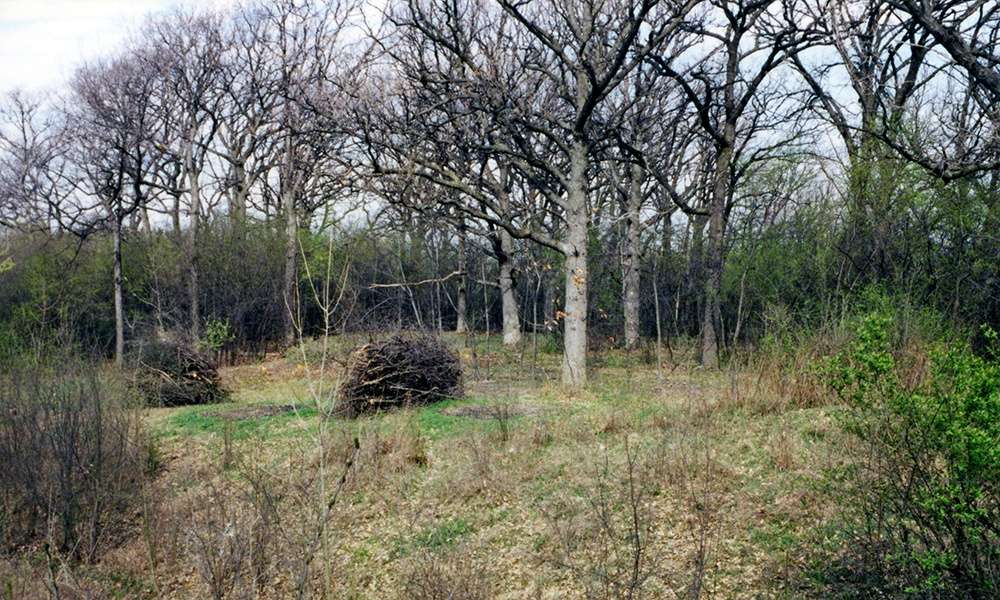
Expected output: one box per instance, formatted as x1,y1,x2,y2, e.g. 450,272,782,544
68,54,163,366
0,91,71,232
370,0,697,385
237,0,362,346
604,65,695,351
791,0,935,285
883,0,1000,178
141,8,227,341
651,0,817,367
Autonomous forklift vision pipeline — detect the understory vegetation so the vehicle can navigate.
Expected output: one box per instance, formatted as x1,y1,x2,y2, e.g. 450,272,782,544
1,298,998,599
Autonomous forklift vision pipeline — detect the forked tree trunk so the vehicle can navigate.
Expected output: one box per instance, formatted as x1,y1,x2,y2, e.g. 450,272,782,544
494,229,521,346
492,167,522,346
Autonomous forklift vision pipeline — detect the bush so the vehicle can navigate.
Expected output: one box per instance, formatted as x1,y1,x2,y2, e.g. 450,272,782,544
830,313,1000,596
340,336,462,417
0,355,153,562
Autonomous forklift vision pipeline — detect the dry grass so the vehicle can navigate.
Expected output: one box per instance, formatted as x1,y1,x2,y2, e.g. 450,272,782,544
0,336,852,599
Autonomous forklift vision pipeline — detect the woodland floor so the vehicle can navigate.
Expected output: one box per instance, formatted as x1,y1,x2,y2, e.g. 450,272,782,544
3,335,859,599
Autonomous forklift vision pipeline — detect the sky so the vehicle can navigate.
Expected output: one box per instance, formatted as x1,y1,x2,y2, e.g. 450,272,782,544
0,0,233,95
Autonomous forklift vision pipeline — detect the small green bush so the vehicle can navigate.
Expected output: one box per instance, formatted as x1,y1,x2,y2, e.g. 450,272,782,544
831,313,1000,596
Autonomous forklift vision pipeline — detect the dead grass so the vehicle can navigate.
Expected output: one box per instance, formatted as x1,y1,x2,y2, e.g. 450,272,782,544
0,337,851,599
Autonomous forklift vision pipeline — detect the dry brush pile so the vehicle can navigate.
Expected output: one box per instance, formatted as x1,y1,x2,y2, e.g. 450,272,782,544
134,337,228,406
340,336,462,416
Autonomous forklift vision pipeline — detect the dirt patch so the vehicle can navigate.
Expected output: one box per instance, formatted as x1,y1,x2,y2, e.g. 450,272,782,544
439,402,547,420
206,404,306,421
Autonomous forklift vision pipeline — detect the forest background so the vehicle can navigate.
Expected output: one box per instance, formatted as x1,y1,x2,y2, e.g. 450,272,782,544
3,0,1000,597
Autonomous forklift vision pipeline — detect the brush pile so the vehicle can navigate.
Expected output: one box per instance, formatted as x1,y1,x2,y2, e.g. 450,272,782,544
134,338,227,406
341,336,462,416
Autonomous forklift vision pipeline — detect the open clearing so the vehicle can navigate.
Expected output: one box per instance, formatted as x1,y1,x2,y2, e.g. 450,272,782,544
6,336,853,599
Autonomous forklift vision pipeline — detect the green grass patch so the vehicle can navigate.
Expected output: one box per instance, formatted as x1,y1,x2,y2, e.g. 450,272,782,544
413,400,487,440
389,518,476,560
158,403,319,438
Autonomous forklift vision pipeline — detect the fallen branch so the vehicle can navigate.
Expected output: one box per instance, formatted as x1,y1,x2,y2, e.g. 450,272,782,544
367,270,464,289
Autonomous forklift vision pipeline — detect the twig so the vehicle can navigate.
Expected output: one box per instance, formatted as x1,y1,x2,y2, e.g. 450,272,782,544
295,437,360,599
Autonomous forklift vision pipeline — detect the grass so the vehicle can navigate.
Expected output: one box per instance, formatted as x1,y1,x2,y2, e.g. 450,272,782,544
158,403,320,438
389,518,477,559
0,334,861,599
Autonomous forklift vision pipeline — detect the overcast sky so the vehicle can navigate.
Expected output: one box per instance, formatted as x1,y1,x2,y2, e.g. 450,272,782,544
0,0,233,95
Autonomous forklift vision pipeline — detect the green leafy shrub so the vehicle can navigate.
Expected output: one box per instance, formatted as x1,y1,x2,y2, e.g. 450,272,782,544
831,313,1000,596
198,316,235,354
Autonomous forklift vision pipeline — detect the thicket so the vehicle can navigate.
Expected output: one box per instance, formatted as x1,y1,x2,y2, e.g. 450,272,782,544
829,310,1000,597
0,348,154,563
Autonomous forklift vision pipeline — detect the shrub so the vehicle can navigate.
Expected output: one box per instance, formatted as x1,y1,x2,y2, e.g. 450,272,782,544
340,336,462,417
830,313,1000,596
0,355,153,562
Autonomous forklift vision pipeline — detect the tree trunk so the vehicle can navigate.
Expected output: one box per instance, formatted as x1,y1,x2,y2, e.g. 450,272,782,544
701,127,734,369
492,166,522,346
562,139,589,386
231,160,248,222
185,142,201,342
455,221,468,334
622,162,643,351
492,229,522,346
113,211,125,368
283,188,298,347
541,267,557,333
171,194,182,234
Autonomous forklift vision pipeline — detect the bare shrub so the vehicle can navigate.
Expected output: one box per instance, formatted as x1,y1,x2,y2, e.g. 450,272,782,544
231,460,284,595
454,434,503,500
401,547,494,600
539,438,662,600
185,481,252,600
487,399,514,444
648,410,736,600
766,422,798,472
0,356,152,563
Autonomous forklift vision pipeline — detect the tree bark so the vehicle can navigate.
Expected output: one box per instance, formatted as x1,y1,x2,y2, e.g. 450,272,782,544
622,162,644,351
701,124,735,369
491,228,522,346
184,141,201,342
283,187,298,347
491,165,522,346
455,220,469,334
561,139,589,386
231,160,248,222
113,211,125,368
282,134,299,347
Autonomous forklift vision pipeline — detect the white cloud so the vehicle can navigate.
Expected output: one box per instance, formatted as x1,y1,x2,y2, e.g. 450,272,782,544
0,0,235,95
